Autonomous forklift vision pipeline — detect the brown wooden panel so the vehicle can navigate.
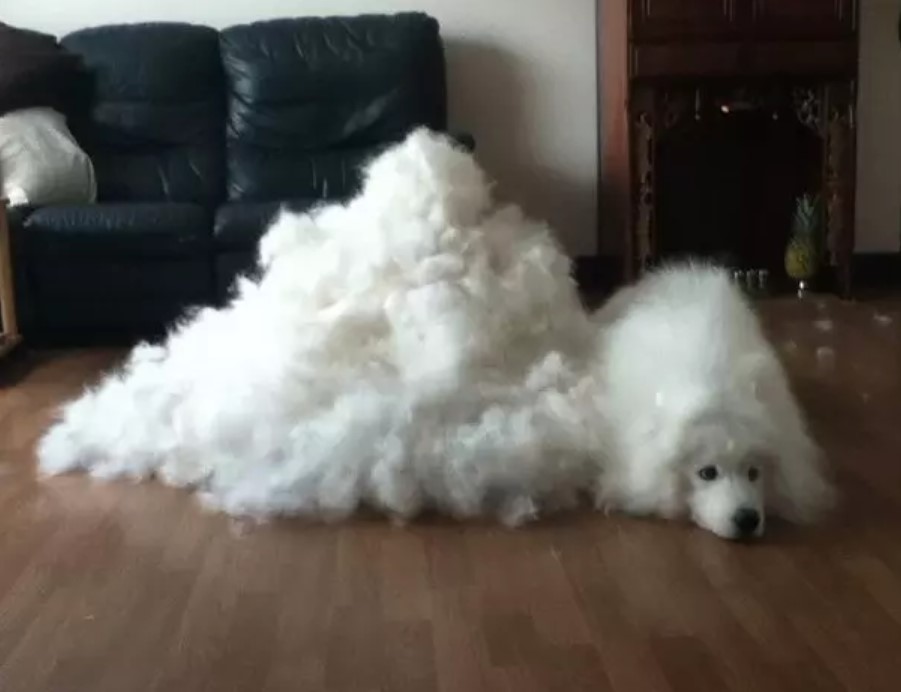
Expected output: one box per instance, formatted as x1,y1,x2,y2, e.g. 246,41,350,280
750,42,858,77
630,43,744,79
631,0,740,41
751,0,857,39
599,0,632,259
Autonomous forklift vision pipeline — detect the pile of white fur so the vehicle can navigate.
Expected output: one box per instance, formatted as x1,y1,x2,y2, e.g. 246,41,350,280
38,129,607,525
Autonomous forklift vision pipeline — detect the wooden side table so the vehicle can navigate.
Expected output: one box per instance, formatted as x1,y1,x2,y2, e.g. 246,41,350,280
0,199,22,360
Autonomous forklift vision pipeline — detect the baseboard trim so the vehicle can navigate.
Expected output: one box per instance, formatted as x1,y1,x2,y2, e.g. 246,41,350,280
573,252,900,297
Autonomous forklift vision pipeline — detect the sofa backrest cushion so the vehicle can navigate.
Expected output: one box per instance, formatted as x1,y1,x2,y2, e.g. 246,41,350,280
62,23,224,204
220,13,447,202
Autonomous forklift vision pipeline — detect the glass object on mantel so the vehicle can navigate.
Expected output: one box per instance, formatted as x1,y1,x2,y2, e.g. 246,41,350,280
784,193,822,298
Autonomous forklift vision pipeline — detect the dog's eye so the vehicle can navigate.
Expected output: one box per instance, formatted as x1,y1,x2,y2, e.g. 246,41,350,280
748,466,760,482
698,466,719,481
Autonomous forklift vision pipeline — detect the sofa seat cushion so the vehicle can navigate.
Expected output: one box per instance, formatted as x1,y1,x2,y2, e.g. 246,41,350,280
213,200,317,250
30,257,212,302
23,203,212,257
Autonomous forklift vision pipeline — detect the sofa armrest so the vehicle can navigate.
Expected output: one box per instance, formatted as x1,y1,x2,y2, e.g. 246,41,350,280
4,204,38,336
5,205,37,230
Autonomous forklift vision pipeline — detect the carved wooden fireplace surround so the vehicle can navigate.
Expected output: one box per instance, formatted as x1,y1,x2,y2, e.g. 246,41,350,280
599,0,860,295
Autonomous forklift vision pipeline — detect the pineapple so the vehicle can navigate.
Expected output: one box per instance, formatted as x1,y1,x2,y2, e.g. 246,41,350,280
784,193,822,282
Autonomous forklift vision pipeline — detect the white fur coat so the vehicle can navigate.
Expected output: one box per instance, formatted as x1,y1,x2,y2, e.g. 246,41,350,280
38,129,606,525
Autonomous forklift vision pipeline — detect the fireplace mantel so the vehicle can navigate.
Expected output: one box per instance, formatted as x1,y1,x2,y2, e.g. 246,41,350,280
598,0,860,295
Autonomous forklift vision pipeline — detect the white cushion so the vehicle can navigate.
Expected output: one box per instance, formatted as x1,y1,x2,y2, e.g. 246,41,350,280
0,107,96,207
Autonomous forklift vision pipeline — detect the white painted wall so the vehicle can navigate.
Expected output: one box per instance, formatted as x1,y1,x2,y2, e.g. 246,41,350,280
7,0,901,253
856,0,901,253
4,0,599,256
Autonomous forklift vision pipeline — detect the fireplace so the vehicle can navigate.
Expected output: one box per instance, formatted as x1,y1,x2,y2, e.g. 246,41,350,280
598,1,860,295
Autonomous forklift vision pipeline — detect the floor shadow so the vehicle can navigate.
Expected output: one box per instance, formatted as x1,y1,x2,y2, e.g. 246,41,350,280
0,347,44,387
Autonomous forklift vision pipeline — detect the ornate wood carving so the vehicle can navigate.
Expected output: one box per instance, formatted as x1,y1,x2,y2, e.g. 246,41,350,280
823,81,856,287
602,1,859,295
661,88,692,132
792,86,824,135
624,78,857,290
631,87,657,274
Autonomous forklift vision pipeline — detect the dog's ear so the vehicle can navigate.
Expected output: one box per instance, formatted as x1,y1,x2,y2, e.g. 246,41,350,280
749,354,837,523
767,441,836,523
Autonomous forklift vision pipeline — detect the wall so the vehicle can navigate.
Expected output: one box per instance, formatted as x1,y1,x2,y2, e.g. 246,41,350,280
4,0,599,256
856,0,901,253
7,0,901,254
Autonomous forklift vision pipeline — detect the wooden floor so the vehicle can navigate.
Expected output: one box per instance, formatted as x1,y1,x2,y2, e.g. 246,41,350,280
1,295,900,691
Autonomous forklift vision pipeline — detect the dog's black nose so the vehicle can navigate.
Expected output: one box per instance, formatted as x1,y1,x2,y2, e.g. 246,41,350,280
732,508,760,537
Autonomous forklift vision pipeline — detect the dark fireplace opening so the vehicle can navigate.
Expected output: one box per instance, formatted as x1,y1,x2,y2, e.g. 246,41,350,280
655,88,823,288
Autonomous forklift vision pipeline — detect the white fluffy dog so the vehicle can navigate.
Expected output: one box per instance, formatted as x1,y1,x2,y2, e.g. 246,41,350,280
36,129,833,538
595,266,835,539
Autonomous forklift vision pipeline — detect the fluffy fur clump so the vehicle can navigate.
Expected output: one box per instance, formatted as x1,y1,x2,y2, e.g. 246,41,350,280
37,129,603,526
36,128,834,538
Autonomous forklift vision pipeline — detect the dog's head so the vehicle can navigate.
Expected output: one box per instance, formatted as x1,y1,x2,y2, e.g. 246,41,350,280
670,380,834,541
677,418,769,540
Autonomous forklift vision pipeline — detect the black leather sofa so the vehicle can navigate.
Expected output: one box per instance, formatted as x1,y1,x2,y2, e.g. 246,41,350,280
9,13,468,345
